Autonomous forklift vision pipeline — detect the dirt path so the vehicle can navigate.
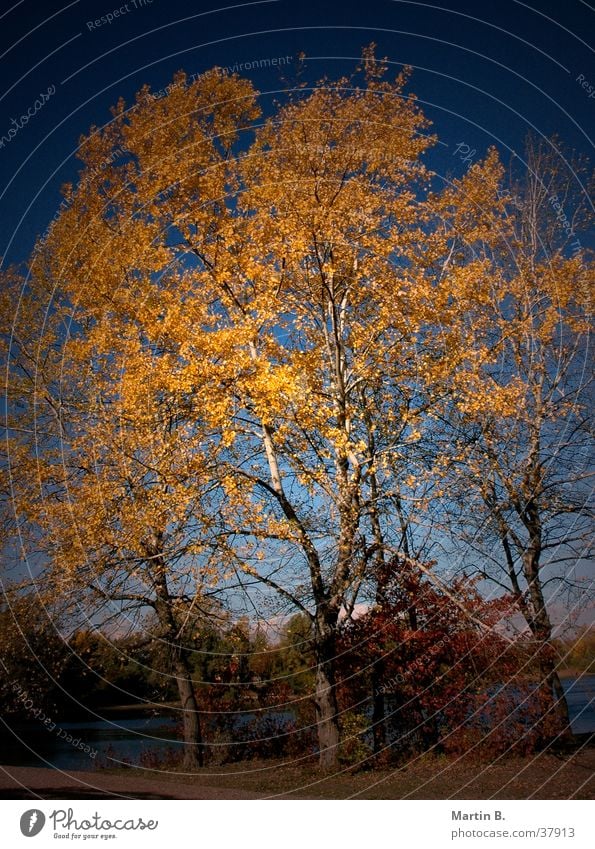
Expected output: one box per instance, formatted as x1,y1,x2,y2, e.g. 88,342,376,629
0,765,264,800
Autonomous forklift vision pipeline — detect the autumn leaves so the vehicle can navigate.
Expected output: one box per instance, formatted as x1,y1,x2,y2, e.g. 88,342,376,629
2,52,592,768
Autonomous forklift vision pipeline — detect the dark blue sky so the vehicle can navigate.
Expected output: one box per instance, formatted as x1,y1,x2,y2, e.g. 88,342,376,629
0,0,593,264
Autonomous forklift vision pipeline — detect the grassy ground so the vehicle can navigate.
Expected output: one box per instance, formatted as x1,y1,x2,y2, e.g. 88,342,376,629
102,736,595,799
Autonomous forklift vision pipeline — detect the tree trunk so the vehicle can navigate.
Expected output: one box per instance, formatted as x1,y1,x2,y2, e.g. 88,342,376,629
173,652,204,769
314,628,340,769
371,661,387,754
151,559,205,770
533,633,572,737
525,556,572,738
545,662,571,730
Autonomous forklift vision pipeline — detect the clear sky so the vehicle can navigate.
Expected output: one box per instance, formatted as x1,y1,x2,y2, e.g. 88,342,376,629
0,0,593,265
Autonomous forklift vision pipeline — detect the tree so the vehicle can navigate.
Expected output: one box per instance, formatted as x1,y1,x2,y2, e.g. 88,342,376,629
2,50,526,769
338,557,530,761
1,68,260,769
438,137,594,734
0,590,72,719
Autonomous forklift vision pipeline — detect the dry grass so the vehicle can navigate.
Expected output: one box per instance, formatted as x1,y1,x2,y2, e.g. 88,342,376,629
105,740,595,799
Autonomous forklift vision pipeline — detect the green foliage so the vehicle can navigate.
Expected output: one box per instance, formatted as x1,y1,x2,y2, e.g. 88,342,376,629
0,593,72,717
339,711,373,768
559,628,595,673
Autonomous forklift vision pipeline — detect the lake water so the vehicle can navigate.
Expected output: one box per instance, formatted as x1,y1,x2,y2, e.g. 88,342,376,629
2,675,593,771
2,713,182,772
562,674,595,734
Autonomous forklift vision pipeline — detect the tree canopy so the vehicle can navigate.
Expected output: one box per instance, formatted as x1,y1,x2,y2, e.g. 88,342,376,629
2,49,592,769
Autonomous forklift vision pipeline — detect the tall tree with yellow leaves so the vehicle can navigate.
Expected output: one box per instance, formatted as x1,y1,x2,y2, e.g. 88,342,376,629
3,50,521,768
1,68,260,769
437,137,593,733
